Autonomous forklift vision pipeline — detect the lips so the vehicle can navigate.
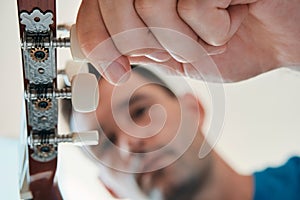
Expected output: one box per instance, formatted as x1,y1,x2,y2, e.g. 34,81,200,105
141,153,173,173
135,153,176,195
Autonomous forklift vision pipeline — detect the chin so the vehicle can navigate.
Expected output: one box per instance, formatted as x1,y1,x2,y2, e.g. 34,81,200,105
140,155,213,200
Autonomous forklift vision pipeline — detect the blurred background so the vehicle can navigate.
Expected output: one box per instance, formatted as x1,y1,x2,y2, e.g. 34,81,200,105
0,1,300,199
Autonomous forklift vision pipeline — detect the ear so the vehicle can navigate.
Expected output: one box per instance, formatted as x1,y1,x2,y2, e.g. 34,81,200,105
181,93,205,127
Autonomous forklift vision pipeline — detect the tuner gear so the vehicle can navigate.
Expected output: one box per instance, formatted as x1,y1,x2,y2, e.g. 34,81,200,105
30,47,49,62
35,98,52,111
33,143,56,162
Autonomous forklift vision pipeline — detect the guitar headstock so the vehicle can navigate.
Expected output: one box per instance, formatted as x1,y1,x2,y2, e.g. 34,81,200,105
16,1,99,199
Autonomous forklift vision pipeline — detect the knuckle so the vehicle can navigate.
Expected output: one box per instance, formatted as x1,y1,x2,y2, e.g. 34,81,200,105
134,0,157,17
78,36,102,55
177,0,197,20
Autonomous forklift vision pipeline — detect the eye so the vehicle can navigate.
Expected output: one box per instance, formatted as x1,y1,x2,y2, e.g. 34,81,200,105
131,107,147,120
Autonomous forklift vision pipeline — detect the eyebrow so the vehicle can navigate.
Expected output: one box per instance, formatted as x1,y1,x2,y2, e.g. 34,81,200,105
118,94,149,111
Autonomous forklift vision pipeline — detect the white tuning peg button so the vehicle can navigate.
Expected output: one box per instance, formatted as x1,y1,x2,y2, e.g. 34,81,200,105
72,130,99,146
70,24,87,61
72,73,99,113
65,60,89,85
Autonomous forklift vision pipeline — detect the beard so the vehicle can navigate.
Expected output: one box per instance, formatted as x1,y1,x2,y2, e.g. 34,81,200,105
137,153,213,200
164,166,211,200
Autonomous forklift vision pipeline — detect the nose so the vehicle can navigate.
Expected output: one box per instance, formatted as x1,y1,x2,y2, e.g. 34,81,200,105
117,130,146,153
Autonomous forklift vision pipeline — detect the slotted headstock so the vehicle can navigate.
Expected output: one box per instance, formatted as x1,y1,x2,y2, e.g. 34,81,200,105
17,1,99,199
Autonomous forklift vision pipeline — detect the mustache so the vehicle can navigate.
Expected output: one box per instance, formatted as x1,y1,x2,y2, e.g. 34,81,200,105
92,140,178,171
134,149,180,196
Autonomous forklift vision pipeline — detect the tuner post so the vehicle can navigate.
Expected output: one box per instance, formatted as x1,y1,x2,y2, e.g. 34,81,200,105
28,130,99,162
22,37,71,49
25,86,72,101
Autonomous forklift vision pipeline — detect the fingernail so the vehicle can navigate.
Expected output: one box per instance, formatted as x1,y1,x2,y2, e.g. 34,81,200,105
206,45,227,56
70,24,87,61
169,52,189,63
145,51,171,62
101,61,131,85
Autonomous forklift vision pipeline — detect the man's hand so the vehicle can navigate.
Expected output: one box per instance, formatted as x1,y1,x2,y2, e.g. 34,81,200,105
76,0,300,83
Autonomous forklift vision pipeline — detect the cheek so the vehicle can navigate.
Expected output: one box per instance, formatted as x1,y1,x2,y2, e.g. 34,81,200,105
157,106,182,141
161,105,201,151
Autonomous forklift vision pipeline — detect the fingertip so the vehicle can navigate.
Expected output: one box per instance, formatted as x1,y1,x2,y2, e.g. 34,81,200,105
106,62,132,85
206,44,227,56
70,24,87,61
197,38,227,56
94,57,131,85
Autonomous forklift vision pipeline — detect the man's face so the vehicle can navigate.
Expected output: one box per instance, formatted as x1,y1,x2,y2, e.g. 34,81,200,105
87,70,211,199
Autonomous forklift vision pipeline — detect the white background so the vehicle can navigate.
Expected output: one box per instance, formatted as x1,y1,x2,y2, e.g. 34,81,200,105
0,1,300,199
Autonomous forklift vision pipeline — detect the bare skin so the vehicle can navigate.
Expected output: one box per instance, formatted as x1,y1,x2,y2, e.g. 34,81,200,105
76,0,300,83
73,69,253,199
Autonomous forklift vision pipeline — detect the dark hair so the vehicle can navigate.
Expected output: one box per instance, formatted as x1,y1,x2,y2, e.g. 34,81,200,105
131,65,176,98
88,63,164,82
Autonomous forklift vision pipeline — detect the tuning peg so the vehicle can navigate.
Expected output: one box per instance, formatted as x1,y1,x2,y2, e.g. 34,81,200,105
64,60,89,84
28,130,99,147
72,73,99,113
70,130,99,146
28,130,99,162
25,70,99,113
53,130,99,146
70,24,87,61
